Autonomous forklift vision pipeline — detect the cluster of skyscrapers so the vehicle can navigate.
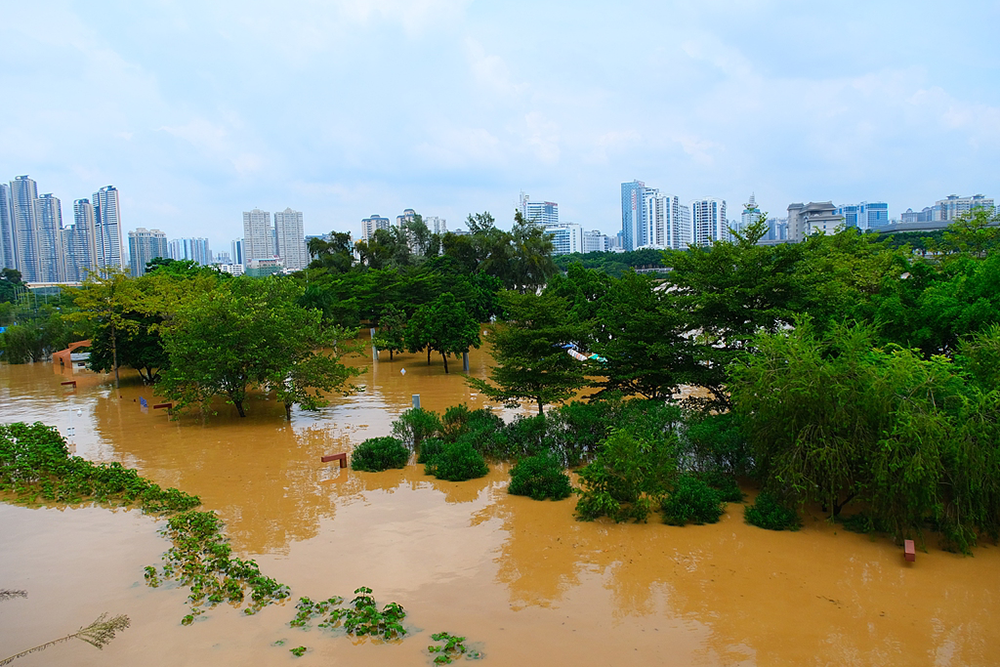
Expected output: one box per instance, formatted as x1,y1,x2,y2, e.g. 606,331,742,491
0,175,124,283
621,180,729,251
236,208,309,276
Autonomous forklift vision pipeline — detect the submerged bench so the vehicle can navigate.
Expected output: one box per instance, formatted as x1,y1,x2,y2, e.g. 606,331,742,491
321,453,348,468
904,539,916,563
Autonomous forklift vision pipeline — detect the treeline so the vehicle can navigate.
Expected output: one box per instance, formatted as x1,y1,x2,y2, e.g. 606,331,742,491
465,210,1000,551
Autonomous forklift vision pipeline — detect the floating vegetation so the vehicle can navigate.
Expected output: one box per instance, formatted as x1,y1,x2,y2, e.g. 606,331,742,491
290,587,406,640
0,422,200,513
144,510,290,623
289,646,307,657
0,613,130,666
427,631,483,664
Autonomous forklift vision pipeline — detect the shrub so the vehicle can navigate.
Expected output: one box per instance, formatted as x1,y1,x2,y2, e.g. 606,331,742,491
698,471,744,503
424,438,488,481
680,411,753,478
391,408,442,450
504,414,554,459
351,437,409,472
416,437,446,465
661,474,725,526
508,451,572,501
549,398,621,465
744,491,799,531
574,429,677,523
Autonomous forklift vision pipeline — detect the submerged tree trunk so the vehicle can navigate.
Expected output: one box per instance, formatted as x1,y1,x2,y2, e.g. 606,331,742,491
284,402,292,420
442,351,449,374
427,347,431,365
537,397,544,415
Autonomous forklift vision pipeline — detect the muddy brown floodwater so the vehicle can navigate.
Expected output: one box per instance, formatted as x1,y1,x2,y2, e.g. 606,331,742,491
2,342,1000,666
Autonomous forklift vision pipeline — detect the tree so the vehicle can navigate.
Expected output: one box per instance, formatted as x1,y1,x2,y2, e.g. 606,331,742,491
590,271,698,400
267,323,362,419
372,303,407,361
404,293,480,373
307,232,354,273
158,277,357,418
467,291,589,414
67,268,144,391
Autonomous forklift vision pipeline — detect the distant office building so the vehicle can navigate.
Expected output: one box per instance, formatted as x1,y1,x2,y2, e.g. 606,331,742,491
0,183,14,270
243,209,274,264
361,214,390,241
583,230,610,253
169,238,212,265
901,207,934,224
836,201,888,230
219,263,244,276
738,194,763,234
274,208,308,271
542,223,584,255
129,228,168,277
214,251,233,265
424,216,447,235
762,217,789,242
231,239,243,266
691,198,728,246
245,257,284,277
519,192,559,226
787,201,844,240
621,180,645,251
93,185,124,270
32,193,65,282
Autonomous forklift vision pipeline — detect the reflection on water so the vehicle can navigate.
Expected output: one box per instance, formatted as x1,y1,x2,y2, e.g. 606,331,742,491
4,348,1000,665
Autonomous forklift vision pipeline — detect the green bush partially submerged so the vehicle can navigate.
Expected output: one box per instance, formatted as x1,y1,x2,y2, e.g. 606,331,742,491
508,452,572,501
351,437,409,472
424,439,488,482
661,474,725,526
744,491,799,531
0,421,200,513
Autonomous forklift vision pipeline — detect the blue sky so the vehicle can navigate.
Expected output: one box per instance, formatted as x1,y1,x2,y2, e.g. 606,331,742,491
2,0,998,249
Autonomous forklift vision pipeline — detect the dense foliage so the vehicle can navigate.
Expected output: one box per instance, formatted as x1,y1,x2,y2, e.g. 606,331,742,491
660,474,725,526
424,440,489,482
0,422,200,512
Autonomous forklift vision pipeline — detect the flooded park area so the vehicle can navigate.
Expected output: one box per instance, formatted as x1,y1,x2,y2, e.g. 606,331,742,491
3,345,1000,666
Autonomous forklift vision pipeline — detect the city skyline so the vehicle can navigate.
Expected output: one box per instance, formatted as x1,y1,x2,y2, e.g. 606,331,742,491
1,2,997,249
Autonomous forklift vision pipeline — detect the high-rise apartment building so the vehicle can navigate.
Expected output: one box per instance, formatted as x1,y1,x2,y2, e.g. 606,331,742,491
519,192,559,226
231,239,243,266
0,183,14,270
691,198,728,247
622,181,694,250
129,228,168,277
63,199,99,282
169,238,212,265
361,214,390,241
93,185,124,270
243,209,274,264
32,193,65,282
935,194,994,221
11,176,40,281
424,216,447,235
274,208,308,271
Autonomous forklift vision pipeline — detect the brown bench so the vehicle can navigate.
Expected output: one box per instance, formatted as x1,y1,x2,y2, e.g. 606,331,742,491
60,380,77,387
321,453,348,468
904,539,916,562
153,402,173,409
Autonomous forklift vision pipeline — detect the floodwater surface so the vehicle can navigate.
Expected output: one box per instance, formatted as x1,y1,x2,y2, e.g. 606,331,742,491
2,346,1000,666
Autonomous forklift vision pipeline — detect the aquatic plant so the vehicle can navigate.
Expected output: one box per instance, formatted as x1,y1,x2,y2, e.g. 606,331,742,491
0,613,130,666
0,422,200,513
424,439,488,482
351,436,410,472
507,451,572,501
744,492,800,531
289,646,307,657
145,510,290,623
427,631,483,664
0,590,27,602
660,474,725,526
289,588,407,640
